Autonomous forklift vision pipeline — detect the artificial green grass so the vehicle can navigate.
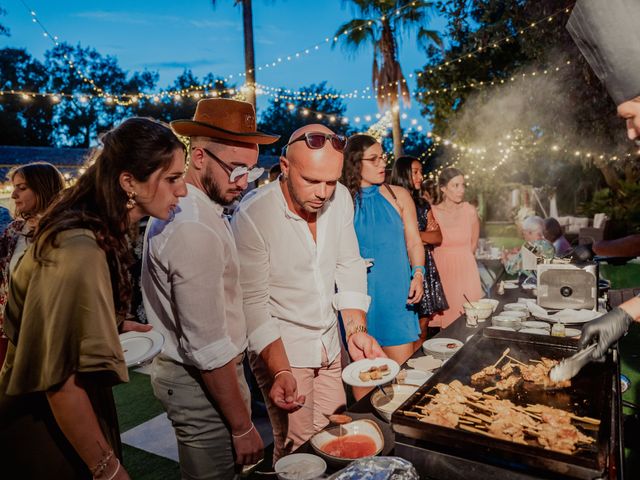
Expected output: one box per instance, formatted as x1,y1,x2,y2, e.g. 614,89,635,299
600,262,640,290
114,369,167,432
122,444,180,480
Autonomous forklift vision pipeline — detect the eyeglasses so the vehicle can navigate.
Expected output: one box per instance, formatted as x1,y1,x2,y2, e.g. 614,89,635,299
281,132,348,157
362,153,388,166
199,147,264,182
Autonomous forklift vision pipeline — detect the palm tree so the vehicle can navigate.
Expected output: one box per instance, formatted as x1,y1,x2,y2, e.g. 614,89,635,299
212,0,257,109
334,1,441,158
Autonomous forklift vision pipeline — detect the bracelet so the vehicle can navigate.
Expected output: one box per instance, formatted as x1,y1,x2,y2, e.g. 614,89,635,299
91,449,114,478
274,369,293,379
232,423,255,439
411,265,426,278
346,323,368,340
100,459,120,480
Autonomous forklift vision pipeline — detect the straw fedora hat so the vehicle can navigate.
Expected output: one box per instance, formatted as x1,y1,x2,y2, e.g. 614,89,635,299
171,98,279,145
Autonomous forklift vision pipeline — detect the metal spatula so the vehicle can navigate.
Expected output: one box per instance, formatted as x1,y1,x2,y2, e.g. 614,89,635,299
549,343,598,382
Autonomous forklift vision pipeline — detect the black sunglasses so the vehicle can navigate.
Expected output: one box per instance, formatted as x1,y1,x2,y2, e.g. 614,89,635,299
281,132,348,157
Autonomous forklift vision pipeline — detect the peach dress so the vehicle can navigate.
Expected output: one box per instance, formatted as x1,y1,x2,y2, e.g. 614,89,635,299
431,202,483,328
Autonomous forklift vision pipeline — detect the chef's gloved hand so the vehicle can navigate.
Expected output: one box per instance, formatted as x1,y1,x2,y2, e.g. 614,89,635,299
579,307,633,359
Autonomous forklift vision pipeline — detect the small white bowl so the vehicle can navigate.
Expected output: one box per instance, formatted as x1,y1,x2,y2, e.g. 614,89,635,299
463,302,493,321
499,310,528,319
477,298,499,312
310,419,384,467
503,303,529,312
371,384,418,422
274,453,326,480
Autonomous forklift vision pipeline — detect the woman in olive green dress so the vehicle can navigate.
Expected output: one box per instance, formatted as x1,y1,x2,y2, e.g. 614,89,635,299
0,117,188,479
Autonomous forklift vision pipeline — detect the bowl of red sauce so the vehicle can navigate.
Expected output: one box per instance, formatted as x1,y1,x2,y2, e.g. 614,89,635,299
309,419,384,467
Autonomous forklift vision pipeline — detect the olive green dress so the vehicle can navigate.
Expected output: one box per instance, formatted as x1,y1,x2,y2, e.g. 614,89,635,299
0,229,128,479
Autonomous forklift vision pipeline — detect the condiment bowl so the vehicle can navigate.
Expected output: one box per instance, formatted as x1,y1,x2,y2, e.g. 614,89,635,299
309,419,384,467
274,453,326,480
477,298,500,312
463,302,493,321
370,384,418,422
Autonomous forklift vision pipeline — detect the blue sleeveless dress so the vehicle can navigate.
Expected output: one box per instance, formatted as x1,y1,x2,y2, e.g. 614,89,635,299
354,185,420,347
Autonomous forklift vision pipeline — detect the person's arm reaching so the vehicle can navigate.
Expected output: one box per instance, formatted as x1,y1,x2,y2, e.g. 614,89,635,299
579,296,640,359
231,209,303,412
593,234,640,258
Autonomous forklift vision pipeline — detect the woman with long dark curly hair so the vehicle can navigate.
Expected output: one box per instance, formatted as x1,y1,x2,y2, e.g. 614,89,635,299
390,156,448,342
341,134,424,365
0,117,188,480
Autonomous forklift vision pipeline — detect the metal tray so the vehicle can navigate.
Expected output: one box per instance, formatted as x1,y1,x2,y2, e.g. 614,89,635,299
391,329,615,479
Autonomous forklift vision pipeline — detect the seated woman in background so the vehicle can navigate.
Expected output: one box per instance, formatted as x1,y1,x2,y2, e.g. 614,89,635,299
431,167,483,329
390,156,448,344
0,117,188,479
543,217,573,256
0,163,65,367
503,216,555,277
342,135,424,365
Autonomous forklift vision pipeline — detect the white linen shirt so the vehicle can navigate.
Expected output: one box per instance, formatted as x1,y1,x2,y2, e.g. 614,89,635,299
142,184,247,371
230,180,369,368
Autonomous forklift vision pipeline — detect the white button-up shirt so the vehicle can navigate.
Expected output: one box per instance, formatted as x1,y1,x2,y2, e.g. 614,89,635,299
142,184,247,371
230,180,369,368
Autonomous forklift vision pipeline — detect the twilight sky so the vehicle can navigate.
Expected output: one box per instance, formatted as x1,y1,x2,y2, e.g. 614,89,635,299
2,0,446,124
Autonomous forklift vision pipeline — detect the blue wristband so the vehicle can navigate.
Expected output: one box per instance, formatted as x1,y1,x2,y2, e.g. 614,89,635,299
411,265,426,278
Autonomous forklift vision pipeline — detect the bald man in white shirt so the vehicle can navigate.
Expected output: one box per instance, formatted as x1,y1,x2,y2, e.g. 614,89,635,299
231,124,385,461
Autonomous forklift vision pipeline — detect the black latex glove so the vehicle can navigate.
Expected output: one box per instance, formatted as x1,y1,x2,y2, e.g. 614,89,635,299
579,307,633,359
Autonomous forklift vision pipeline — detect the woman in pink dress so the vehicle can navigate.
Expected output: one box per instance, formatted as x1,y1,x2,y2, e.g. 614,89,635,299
431,168,483,329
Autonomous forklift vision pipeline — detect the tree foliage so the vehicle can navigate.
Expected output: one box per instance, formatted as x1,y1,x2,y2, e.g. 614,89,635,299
257,82,350,156
334,0,441,157
415,0,638,198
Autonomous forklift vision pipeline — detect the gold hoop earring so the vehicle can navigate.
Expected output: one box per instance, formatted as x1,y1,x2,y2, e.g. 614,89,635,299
126,191,137,210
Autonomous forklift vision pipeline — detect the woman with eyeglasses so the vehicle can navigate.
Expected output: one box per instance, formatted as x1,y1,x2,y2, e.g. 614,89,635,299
389,156,448,344
0,163,66,368
0,117,188,480
430,167,483,329
342,134,425,365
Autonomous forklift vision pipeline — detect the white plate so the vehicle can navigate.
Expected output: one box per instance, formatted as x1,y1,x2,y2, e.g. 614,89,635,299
422,338,464,355
120,330,164,367
504,303,528,312
504,283,519,289
402,369,433,386
488,326,516,332
519,328,549,336
341,358,400,387
565,328,581,338
522,320,550,330
274,453,327,480
532,309,601,324
408,356,442,372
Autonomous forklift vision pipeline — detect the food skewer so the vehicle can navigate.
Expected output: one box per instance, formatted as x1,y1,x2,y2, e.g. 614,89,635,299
491,348,511,368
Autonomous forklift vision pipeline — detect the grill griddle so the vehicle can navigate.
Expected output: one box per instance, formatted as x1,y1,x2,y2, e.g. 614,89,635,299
391,329,616,479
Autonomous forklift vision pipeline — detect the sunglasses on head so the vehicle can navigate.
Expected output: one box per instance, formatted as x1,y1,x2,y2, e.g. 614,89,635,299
199,147,264,183
281,132,348,157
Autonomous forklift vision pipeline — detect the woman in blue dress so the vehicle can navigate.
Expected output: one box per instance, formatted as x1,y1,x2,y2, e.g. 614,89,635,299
341,134,425,365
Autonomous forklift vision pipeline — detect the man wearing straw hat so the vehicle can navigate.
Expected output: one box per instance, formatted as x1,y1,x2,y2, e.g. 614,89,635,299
567,0,640,359
142,98,282,479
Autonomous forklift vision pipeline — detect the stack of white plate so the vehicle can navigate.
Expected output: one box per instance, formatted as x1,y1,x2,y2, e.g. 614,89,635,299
422,338,464,360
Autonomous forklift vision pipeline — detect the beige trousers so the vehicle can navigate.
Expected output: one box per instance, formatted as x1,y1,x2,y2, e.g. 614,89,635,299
151,355,250,480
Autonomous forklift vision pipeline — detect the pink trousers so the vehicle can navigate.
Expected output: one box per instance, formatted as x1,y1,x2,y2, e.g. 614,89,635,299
250,346,346,463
